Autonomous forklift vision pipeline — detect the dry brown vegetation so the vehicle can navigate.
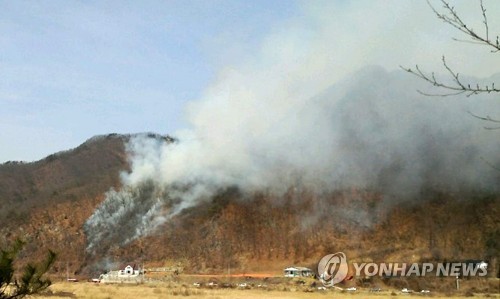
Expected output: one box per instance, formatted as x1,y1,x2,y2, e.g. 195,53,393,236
113,188,499,281
0,134,498,283
34,281,499,299
0,134,129,272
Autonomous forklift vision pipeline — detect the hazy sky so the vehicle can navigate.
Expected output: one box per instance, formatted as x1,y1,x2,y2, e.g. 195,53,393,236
1,0,499,163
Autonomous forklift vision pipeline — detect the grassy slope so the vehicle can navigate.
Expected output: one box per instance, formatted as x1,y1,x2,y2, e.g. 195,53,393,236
36,281,500,299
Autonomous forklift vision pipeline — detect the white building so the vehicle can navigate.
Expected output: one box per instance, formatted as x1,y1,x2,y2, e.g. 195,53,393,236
284,266,313,277
99,264,143,283
119,265,140,276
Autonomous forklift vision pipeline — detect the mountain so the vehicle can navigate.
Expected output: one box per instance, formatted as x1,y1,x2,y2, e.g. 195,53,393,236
0,133,151,273
0,133,498,283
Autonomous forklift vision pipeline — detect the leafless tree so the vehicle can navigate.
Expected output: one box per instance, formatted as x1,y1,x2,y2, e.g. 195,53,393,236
402,0,500,128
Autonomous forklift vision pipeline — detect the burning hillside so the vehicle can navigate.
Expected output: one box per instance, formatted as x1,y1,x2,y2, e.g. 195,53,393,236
83,66,499,260
1,67,498,277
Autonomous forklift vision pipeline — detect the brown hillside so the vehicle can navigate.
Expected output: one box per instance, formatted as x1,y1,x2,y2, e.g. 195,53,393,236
0,134,498,281
113,189,499,275
0,134,129,221
1,133,145,272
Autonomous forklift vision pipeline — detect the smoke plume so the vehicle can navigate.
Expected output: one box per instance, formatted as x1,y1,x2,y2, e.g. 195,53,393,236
83,1,500,256
84,64,499,253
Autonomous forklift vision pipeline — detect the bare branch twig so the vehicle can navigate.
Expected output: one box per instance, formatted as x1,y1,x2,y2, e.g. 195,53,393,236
400,56,500,97
480,157,500,171
468,110,500,123
403,1,500,97
427,0,500,52
468,111,500,129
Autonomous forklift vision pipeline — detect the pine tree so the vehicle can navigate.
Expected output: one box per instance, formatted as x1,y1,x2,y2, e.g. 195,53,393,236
0,239,56,299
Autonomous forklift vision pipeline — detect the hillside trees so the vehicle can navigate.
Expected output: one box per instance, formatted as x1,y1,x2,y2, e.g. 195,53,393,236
0,239,56,299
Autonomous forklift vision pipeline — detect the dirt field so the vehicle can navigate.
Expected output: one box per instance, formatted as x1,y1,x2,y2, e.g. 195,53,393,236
34,282,499,299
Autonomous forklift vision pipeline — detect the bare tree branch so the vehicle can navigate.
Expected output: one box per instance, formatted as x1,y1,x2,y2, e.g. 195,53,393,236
400,56,500,97
480,157,500,171
404,0,500,173
428,0,499,52
468,111,500,130
468,111,500,123
402,0,500,98
480,0,489,42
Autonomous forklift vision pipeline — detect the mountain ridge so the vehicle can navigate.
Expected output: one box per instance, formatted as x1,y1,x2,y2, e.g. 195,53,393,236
0,132,498,281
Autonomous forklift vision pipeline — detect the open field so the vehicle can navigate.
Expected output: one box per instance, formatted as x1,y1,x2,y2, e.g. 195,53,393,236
34,282,499,299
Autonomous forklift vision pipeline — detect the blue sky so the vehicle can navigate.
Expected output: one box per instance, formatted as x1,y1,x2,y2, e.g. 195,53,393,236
0,1,300,162
1,0,499,162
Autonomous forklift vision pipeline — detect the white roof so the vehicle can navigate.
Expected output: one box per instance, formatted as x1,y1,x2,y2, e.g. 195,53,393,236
284,266,311,271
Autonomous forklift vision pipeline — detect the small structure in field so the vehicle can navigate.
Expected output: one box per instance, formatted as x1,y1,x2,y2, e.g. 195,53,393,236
284,266,313,278
119,265,140,276
99,264,143,283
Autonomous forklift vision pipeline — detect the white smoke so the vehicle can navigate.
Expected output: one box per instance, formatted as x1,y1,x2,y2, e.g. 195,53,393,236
84,66,499,253
84,0,500,253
